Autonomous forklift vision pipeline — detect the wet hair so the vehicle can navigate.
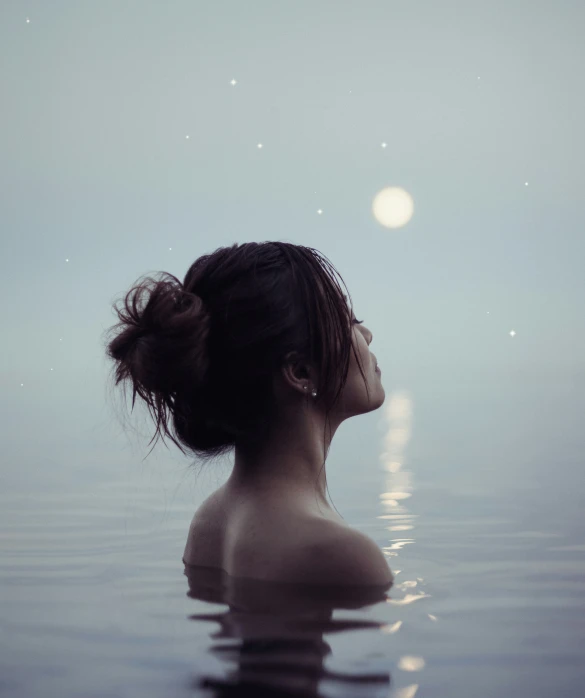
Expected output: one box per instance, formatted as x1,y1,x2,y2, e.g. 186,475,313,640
103,241,369,475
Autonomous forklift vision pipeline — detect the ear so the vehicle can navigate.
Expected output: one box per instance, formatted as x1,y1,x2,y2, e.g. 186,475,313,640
281,351,314,395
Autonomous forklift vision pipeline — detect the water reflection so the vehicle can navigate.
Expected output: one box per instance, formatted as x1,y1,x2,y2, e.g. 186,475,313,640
184,563,394,697
378,393,425,602
377,392,428,678
379,391,416,542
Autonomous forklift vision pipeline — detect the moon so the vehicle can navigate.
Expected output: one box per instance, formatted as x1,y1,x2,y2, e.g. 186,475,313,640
372,187,414,228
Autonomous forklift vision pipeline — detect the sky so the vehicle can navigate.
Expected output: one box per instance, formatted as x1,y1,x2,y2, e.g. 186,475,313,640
1,0,583,463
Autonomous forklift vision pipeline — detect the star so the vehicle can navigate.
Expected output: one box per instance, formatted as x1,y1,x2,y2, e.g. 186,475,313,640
257,143,263,148
230,79,237,86
509,330,516,337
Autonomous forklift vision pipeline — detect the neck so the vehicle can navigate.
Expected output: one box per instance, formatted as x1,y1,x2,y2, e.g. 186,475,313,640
227,410,340,511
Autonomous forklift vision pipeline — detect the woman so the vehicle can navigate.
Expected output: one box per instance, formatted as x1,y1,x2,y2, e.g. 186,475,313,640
105,241,392,588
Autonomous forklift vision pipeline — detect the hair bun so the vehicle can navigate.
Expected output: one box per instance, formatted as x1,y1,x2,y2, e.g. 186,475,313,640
106,273,211,398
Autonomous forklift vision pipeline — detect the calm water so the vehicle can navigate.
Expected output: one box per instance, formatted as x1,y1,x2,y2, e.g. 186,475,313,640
1,372,584,698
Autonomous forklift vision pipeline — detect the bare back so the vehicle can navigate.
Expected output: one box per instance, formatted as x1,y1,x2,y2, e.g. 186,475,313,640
183,484,393,586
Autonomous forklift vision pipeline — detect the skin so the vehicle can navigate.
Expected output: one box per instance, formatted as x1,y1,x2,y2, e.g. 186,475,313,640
225,314,385,516
183,309,389,583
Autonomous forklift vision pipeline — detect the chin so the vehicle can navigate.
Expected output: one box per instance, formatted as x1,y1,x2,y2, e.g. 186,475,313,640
373,388,386,409
365,384,385,411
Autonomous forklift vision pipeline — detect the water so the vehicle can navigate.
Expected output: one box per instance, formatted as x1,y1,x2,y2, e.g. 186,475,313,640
1,371,584,698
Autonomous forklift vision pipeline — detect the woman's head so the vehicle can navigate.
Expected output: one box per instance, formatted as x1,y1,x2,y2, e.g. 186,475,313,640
103,241,383,462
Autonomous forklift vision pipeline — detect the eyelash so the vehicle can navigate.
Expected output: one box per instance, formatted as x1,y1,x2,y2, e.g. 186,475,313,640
352,318,364,325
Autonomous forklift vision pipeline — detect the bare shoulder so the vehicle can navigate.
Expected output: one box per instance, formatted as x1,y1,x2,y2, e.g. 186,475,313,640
286,520,394,588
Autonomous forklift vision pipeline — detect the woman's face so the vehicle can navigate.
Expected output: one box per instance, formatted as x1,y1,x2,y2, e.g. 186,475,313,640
332,309,386,419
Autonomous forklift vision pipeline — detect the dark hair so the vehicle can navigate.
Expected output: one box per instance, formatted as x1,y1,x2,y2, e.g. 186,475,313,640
103,241,369,468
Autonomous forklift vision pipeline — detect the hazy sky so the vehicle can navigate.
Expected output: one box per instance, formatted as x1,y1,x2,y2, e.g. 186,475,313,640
1,1,584,457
